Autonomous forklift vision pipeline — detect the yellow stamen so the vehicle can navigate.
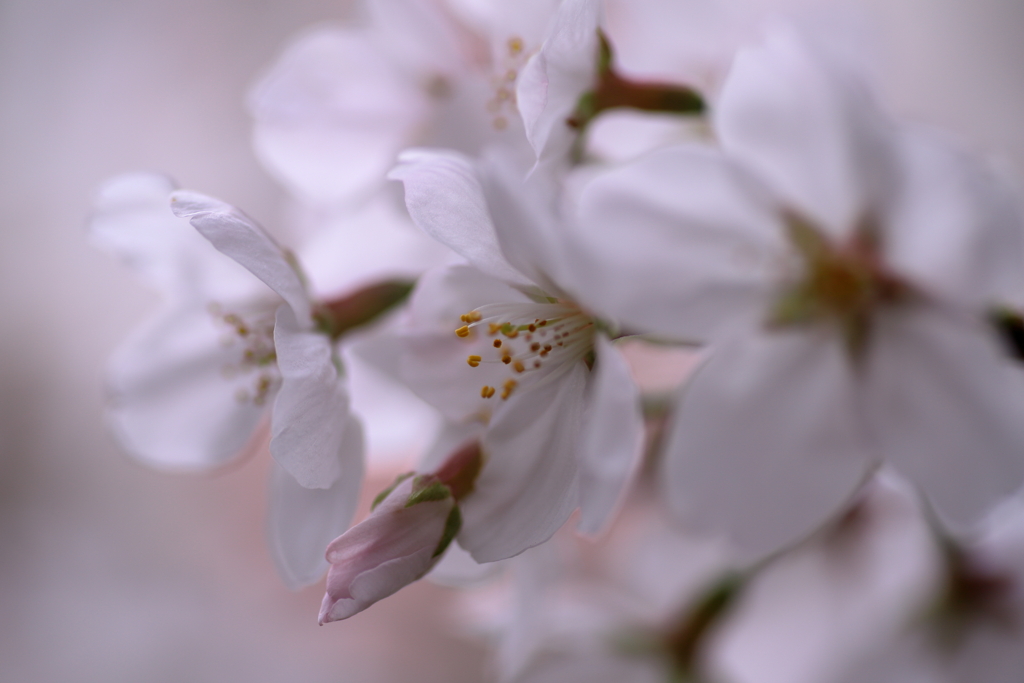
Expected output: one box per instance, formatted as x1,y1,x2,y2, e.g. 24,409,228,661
502,354,512,365
493,339,502,348
481,385,496,399
456,325,470,338
500,379,517,400
513,361,525,373
467,355,482,368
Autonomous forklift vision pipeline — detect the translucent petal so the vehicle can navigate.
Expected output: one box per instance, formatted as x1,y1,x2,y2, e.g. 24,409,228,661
266,416,364,589
576,335,644,535
171,190,311,323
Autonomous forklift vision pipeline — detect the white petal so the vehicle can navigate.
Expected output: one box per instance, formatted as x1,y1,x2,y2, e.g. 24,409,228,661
106,305,267,470
266,416,364,589
716,27,896,238
476,149,571,295
573,144,783,341
248,28,429,205
89,173,266,304
170,190,311,322
517,0,602,162
663,329,873,560
882,128,1024,308
576,335,644,535
389,149,531,287
269,305,349,488
863,306,1024,529
459,362,587,562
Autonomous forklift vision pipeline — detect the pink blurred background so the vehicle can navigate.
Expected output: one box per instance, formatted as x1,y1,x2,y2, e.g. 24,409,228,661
1,0,1023,680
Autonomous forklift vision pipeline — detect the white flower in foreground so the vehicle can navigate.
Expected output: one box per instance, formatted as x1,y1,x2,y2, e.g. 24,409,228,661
249,0,559,206
384,147,645,562
571,28,1024,559
90,173,363,587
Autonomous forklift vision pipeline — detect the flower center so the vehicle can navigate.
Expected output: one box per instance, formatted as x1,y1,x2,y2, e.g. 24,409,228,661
209,302,280,406
455,301,595,401
769,214,909,358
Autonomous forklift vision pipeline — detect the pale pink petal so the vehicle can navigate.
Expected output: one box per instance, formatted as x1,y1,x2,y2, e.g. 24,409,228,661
517,0,602,162
389,149,531,287
269,305,350,489
476,148,571,296
266,416,364,589
863,306,1024,530
716,27,896,238
573,144,783,341
518,654,666,683
106,305,267,470
248,28,428,205
882,128,1024,308
663,329,873,560
459,362,587,562
170,191,312,322
576,335,644,535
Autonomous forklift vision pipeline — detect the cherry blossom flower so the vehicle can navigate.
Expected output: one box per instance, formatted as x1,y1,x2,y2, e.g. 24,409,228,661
381,146,645,562
570,27,1024,559
91,174,364,587
248,0,560,207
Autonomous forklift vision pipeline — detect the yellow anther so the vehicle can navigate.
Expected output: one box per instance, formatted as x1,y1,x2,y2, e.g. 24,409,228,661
481,385,496,399
533,361,542,368
493,339,502,348
500,379,518,400
538,320,547,327
513,361,525,373
456,325,470,338
502,354,512,365
530,343,541,352
489,323,502,335
467,355,482,368
528,324,536,332
508,37,524,55
504,328,519,339
467,311,482,322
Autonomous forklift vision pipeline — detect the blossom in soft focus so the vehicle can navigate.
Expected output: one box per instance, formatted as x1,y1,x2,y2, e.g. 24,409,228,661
385,146,644,561
571,27,1024,559
248,0,560,207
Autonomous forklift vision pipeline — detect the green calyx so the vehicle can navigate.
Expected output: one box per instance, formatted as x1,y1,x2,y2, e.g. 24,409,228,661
432,506,462,558
371,472,415,511
567,30,705,135
405,475,453,508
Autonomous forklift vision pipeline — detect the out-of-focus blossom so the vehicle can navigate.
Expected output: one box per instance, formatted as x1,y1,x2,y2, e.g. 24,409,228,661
385,147,644,561
248,0,560,208
319,440,481,622
705,474,942,683
517,0,704,164
91,174,373,587
571,27,1024,559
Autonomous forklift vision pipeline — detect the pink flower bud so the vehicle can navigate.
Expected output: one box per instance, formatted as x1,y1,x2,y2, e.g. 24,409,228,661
318,473,460,623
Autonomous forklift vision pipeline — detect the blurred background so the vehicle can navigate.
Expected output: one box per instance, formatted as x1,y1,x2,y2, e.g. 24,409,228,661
1,0,1023,681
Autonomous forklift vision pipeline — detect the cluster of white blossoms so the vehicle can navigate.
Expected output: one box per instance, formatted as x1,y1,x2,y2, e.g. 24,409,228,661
92,0,1024,680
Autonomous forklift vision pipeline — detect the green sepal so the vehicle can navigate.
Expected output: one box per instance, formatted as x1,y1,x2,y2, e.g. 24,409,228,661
405,475,452,507
371,471,414,511
432,505,462,558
